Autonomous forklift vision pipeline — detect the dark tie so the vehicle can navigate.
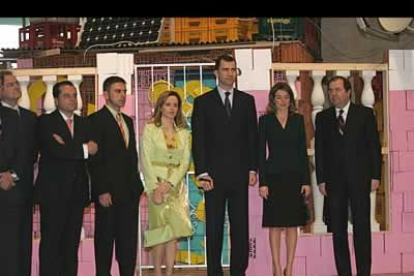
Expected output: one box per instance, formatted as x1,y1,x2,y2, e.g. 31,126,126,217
224,91,231,118
337,109,345,135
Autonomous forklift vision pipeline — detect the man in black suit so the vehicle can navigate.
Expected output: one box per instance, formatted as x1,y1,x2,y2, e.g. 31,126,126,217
191,55,258,276
35,81,98,276
315,76,382,276
0,71,37,276
88,76,144,276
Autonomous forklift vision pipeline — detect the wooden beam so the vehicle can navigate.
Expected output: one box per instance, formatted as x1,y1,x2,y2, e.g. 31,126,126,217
11,67,97,77
272,63,388,71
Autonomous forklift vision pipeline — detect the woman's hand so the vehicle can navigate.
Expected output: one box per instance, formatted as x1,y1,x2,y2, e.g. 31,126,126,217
157,181,172,194
152,189,164,205
259,186,269,200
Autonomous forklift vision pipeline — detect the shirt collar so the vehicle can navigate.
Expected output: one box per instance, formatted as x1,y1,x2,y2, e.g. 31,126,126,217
105,104,122,118
217,85,234,96
335,100,351,116
58,110,74,121
1,101,19,112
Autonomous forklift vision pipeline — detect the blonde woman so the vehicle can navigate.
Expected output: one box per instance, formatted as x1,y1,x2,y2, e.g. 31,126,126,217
141,90,192,276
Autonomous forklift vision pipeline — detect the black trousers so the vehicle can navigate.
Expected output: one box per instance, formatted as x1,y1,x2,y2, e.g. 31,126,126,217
0,200,33,276
328,180,371,276
94,198,139,276
204,183,249,276
39,189,85,276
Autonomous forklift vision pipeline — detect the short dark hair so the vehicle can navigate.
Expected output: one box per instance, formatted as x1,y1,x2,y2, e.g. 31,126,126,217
328,76,352,93
53,81,75,98
0,71,14,86
103,76,126,92
215,54,235,70
266,82,296,115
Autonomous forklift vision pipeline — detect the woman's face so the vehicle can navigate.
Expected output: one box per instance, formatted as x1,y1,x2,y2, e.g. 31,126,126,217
274,89,290,112
161,95,179,120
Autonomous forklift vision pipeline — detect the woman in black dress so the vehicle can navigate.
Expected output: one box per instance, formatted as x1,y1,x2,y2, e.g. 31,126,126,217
258,82,311,276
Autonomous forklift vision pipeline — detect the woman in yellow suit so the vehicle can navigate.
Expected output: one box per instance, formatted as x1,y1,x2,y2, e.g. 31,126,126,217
141,90,193,276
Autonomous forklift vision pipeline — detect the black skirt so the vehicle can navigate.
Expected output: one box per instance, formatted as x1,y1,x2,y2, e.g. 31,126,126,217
262,173,308,227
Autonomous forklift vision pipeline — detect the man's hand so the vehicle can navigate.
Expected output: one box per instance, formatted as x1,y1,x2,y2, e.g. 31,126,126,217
249,172,257,186
99,192,112,207
53,133,65,145
199,175,214,191
0,172,14,190
259,186,268,199
371,179,380,191
301,185,311,197
318,183,327,196
87,141,98,155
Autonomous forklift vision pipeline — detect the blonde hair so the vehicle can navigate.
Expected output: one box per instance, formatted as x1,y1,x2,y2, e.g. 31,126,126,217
151,90,187,128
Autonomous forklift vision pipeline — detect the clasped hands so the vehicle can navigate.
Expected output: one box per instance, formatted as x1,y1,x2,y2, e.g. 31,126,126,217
152,181,172,205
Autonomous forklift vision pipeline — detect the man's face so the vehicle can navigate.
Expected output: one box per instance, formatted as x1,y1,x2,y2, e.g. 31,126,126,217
1,75,21,103
55,85,78,114
214,60,237,89
328,79,351,108
104,82,126,110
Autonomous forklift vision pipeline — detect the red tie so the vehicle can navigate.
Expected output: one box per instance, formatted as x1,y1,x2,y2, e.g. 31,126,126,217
66,118,73,137
116,113,127,146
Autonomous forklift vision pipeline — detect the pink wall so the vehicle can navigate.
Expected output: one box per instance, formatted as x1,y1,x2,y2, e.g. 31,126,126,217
30,91,414,276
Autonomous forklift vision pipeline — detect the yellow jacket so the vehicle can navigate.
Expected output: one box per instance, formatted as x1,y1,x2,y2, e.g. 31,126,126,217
140,123,191,192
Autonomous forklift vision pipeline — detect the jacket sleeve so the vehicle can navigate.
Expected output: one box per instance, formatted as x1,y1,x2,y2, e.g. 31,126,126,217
298,115,310,186
191,96,207,176
365,108,382,180
258,115,267,187
247,95,258,172
140,124,159,192
88,114,110,196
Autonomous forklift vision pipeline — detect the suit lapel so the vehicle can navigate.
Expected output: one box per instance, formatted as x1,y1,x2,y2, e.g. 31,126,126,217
53,110,73,141
73,115,83,142
343,102,356,137
212,88,231,121
103,106,127,148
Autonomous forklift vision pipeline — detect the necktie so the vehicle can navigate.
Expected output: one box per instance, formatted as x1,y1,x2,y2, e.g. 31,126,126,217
224,91,231,118
116,113,127,146
337,109,345,135
66,118,73,137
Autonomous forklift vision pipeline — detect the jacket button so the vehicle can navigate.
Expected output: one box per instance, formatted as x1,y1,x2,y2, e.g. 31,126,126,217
169,156,172,159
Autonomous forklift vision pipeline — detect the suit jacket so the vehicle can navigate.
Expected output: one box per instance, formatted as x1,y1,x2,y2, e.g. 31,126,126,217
315,103,381,191
0,105,37,205
88,106,143,203
0,105,18,174
258,113,310,186
35,110,90,205
191,88,258,185
140,123,191,192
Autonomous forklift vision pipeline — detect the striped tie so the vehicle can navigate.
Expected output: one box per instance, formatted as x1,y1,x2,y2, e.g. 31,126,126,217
337,109,345,135
116,113,127,146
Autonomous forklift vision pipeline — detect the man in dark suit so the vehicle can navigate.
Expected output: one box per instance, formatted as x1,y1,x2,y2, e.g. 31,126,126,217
88,76,144,276
0,71,37,276
315,76,382,276
191,55,258,276
35,81,98,276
